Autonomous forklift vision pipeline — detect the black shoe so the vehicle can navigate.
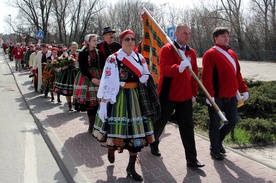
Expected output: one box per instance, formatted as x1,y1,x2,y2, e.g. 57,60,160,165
29,73,35,78
210,152,224,160
187,160,205,168
220,146,226,154
126,167,143,181
150,143,161,156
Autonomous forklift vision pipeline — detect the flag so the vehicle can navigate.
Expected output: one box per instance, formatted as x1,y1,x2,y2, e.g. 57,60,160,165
141,11,168,84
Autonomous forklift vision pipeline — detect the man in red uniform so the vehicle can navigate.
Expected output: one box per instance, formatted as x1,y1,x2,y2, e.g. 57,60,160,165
201,27,249,160
97,27,121,61
150,23,204,168
11,43,24,71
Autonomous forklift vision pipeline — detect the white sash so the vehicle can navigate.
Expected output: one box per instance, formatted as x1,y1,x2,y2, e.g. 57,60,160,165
213,46,236,74
214,46,242,101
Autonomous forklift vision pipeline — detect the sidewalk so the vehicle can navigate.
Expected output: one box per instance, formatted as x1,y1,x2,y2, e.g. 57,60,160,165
3,51,276,183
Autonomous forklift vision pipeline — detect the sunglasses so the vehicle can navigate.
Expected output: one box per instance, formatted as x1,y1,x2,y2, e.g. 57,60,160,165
123,37,136,42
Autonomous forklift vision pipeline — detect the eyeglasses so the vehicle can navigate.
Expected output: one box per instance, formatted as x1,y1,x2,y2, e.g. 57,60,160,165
123,37,136,42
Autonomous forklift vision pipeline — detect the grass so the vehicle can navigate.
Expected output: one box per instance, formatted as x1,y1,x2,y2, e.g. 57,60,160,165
223,127,251,145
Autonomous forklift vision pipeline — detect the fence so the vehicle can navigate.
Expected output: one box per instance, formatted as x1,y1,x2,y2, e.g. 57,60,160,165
235,50,276,62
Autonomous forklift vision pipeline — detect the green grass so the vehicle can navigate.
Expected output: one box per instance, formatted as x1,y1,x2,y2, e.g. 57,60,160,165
223,127,251,145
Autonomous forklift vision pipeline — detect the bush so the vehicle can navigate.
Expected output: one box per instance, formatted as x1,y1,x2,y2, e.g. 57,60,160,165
238,118,276,143
239,80,276,119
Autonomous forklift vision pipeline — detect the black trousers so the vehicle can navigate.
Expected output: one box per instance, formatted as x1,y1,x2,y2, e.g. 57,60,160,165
153,99,197,162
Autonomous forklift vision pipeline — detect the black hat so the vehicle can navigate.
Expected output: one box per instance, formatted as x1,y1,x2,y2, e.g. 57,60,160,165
102,27,116,36
41,43,48,48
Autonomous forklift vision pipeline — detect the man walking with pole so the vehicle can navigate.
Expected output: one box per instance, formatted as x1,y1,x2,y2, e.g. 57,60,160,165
150,23,204,168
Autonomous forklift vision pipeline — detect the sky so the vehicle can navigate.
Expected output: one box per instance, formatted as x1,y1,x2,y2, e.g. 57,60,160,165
0,0,199,34
0,0,250,34
0,0,16,34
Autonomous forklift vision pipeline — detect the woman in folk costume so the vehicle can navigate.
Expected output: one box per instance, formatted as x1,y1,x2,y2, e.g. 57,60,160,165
73,34,105,132
32,43,51,92
93,29,157,181
41,47,61,102
54,42,79,111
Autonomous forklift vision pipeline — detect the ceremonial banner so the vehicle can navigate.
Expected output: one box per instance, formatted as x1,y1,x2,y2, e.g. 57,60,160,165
141,12,167,84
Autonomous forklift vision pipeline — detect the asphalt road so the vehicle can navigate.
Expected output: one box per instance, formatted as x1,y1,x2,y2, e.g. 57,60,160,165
0,51,68,183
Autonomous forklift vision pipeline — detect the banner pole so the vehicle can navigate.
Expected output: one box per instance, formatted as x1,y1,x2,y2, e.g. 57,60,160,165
142,7,228,124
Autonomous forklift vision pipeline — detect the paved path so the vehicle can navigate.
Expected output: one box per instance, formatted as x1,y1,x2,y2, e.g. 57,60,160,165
3,51,276,183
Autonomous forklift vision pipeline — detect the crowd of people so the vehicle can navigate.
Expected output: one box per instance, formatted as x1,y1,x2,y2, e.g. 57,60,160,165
2,24,249,181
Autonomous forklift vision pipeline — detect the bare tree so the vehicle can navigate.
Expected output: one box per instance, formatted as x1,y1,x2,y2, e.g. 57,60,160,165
9,0,53,43
251,0,274,50
98,0,148,42
220,0,245,55
52,0,70,44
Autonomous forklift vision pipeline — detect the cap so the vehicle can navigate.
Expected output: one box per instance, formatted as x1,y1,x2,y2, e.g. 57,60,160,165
102,27,116,36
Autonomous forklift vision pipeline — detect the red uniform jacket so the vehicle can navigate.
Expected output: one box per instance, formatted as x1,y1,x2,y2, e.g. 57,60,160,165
158,43,198,102
201,44,248,98
12,47,24,59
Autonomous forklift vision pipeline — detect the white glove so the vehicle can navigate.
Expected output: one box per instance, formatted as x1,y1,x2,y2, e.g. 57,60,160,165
206,97,215,106
178,59,191,73
98,102,107,122
236,91,243,101
139,75,149,83
242,92,249,101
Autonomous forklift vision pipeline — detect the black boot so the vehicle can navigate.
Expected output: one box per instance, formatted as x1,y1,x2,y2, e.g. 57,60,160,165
57,94,61,103
51,93,54,102
34,83,38,92
126,155,143,181
87,115,95,133
68,102,73,111
107,147,115,164
44,88,48,98
150,141,161,156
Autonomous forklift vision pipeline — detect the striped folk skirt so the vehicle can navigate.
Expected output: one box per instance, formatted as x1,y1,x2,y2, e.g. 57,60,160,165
92,87,155,153
73,68,100,111
54,68,78,96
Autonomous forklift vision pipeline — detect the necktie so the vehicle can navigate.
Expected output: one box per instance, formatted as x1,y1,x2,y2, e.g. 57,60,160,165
180,47,185,52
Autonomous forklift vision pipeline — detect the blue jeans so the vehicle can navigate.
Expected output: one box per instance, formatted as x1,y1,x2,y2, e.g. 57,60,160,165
208,97,238,153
